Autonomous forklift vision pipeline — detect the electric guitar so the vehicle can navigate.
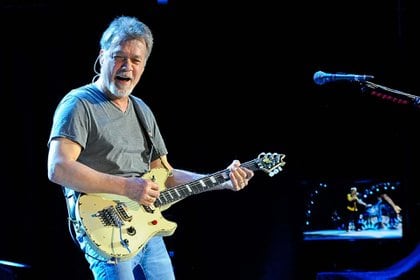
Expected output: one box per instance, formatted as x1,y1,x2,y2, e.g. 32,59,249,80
75,152,286,261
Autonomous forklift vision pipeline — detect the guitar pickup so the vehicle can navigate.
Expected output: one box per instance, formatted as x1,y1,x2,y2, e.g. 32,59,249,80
95,203,132,227
115,203,133,222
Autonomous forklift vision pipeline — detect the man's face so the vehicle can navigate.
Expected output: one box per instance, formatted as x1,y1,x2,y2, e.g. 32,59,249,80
101,39,147,98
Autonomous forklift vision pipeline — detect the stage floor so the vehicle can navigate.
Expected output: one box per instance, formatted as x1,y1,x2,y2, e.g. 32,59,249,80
303,228,402,241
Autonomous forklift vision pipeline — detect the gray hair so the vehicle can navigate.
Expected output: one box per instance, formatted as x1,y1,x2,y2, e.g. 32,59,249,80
100,15,154,61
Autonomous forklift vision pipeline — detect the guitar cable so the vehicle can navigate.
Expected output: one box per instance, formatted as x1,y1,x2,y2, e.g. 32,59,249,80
62,188,116,264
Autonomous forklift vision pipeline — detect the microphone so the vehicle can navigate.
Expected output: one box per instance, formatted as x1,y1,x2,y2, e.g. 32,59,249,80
313,70,374,85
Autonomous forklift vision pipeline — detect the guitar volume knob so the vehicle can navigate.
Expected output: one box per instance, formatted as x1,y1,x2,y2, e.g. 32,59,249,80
127,226,136,236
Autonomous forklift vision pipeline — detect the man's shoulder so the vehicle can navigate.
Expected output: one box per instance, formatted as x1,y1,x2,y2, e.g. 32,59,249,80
64,84,105,104
129,95,152,112
129,94,146,105
69,83,98,96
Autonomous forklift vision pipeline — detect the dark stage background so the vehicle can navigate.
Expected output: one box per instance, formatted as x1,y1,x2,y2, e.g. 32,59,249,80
1,1,419,279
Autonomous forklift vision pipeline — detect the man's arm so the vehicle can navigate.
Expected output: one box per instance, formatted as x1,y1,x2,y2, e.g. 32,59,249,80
381,193,402,214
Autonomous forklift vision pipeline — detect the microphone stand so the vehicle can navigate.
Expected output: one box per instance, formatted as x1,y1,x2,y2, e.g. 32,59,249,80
360,80,420,107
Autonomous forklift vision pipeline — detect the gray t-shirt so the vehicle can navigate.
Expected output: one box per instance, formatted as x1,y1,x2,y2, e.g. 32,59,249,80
48,83,168,178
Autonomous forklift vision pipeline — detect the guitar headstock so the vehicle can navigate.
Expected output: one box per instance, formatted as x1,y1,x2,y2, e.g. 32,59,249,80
256,152,286,177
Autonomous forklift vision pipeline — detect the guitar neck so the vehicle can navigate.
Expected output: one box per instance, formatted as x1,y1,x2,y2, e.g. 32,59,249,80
155,159,260,207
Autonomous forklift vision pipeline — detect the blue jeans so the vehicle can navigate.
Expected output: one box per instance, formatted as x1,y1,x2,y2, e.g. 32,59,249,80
79,235,175,280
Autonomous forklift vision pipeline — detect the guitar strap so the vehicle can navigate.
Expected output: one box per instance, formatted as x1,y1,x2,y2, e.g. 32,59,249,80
130,96,172,173
130,95,158,158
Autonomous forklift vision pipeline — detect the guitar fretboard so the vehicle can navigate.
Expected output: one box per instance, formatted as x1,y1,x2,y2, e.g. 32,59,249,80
155,159,260,207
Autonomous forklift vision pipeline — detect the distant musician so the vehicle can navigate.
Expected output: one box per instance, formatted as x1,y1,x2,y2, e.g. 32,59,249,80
345,187,371,231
